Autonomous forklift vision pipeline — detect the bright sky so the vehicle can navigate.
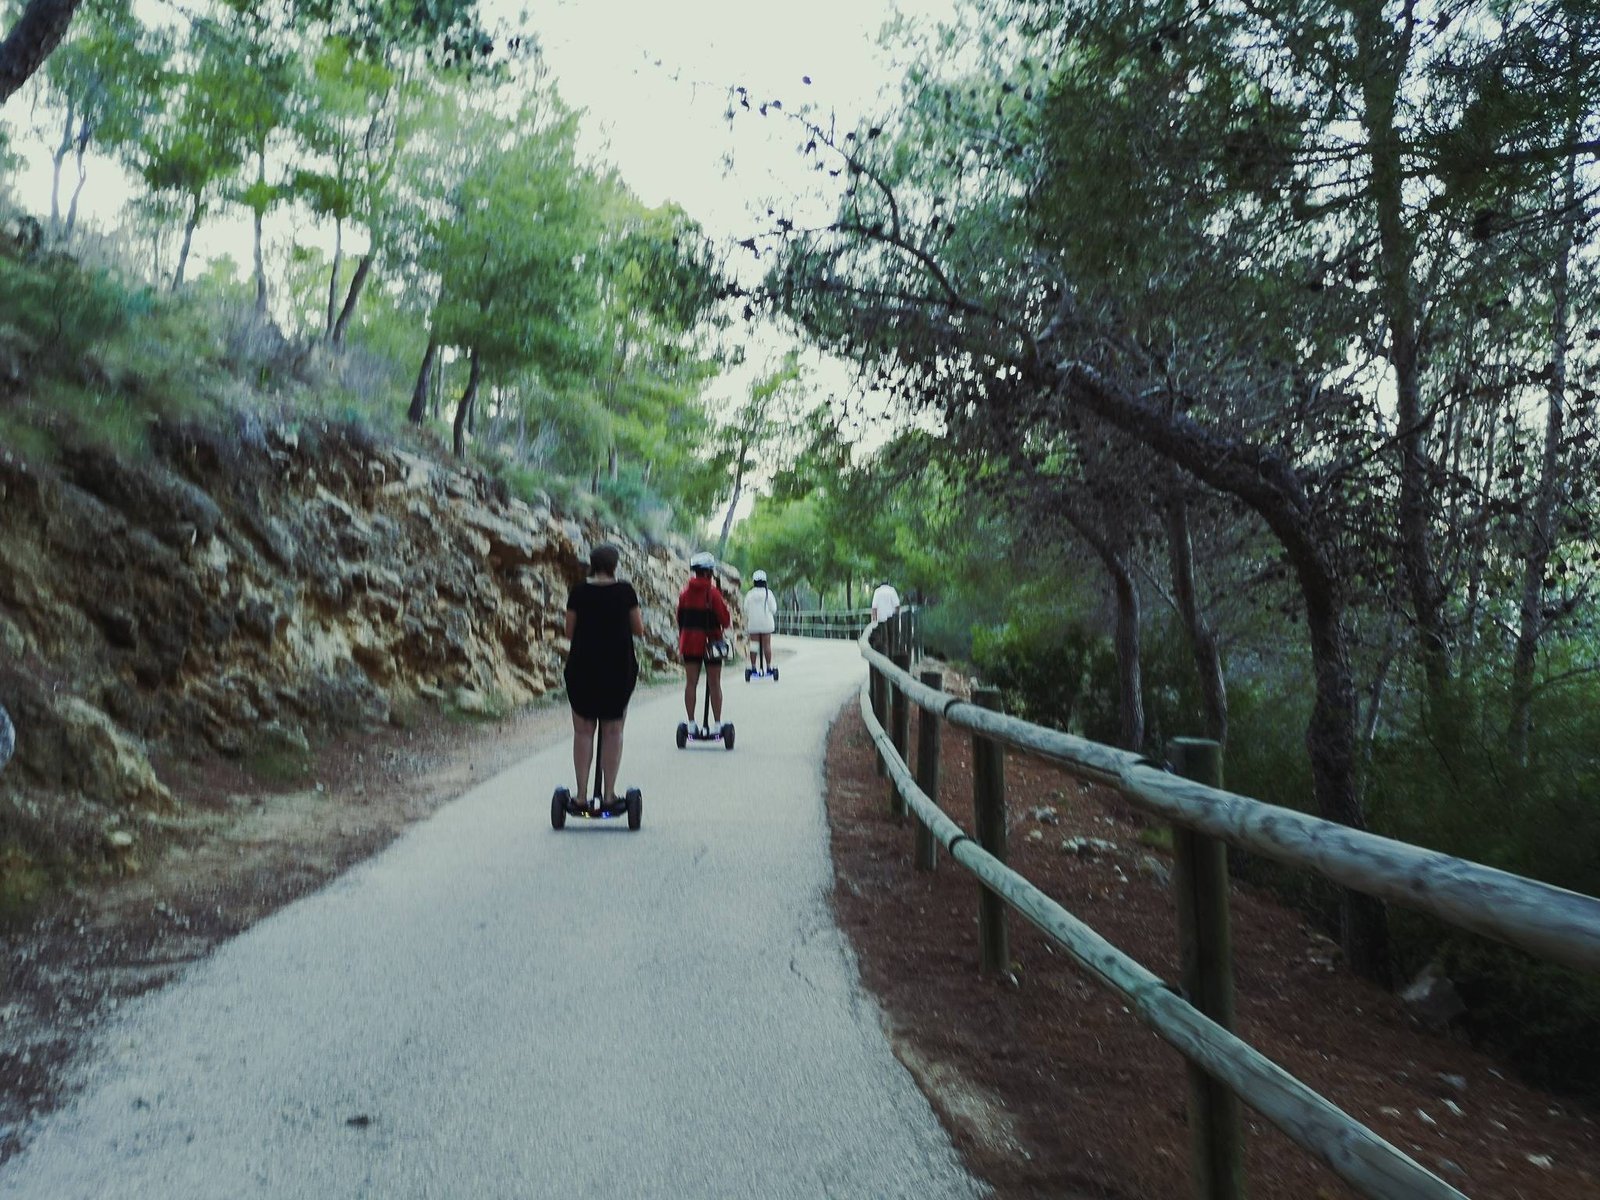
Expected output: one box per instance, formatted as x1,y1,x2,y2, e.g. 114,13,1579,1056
521,0,937,238
2,0,955,517
519,0,953,412
514,0,954,511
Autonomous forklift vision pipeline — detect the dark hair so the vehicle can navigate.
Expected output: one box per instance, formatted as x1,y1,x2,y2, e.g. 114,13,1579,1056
590,544,621,576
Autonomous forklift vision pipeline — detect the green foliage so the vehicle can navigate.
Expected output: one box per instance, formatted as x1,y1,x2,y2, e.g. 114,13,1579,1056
1368,664,1600,898
917,598,982,662
1438,937,1600,1100
242,743,313,787
970,603,1097,732
0,248,138,364
0,844,53,924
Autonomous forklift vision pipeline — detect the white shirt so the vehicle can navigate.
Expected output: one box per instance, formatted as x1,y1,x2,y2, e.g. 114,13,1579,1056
871,584,901,623
743,586,779,635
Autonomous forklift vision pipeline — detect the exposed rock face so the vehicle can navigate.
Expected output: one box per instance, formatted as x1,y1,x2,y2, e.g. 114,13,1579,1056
0,416,738,868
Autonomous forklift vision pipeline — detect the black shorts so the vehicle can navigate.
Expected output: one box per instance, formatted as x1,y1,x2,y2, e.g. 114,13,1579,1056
682,655,725,668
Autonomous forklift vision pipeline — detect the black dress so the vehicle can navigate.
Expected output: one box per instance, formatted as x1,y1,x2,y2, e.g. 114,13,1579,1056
563,580,640,720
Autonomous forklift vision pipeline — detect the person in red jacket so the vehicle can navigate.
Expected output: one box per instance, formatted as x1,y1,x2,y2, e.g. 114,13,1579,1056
677,551,732,735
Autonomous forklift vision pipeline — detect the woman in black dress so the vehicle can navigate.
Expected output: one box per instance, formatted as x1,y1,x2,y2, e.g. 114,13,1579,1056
563,543,643,803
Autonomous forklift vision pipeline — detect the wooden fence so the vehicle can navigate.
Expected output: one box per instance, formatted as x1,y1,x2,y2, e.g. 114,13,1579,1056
855,610,1600,1200
777,606,886,641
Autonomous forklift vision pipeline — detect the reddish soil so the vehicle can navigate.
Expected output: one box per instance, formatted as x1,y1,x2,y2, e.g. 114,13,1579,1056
824,685,1600,1199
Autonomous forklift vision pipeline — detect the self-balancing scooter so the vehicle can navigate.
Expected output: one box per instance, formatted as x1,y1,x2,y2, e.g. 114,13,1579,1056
743,640,779,683
551,722,641,830
677,657,735,750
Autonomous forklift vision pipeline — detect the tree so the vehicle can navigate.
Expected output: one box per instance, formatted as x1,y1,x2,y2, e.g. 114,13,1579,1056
214,3,299,315
440,109,602,453
36,0,166,242
291,39,394,335
0,0,84,108
712,353,803,559
131,35,247,289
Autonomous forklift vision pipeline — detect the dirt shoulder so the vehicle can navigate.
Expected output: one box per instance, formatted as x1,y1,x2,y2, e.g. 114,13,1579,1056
0,678,674,1162
824,689,1599,1199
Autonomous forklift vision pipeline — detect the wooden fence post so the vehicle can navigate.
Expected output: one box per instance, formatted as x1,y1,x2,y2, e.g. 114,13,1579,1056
914,669,942,871
1169,737,1243,1200
889,650,911,820
972,686,1009,975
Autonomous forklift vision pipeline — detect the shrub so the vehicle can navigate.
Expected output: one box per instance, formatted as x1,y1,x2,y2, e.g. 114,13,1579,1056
918,599,982,662
971,610,1097,732
0,247,139,368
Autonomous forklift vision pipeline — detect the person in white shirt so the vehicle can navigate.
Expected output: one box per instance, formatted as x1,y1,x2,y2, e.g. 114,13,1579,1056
742,569,780,674
870,580,901,625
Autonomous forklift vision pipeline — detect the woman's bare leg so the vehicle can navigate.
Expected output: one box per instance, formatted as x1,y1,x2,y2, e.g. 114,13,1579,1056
684,661,701,724
600,717,625,800
758,634,772,671
708,664,724,722
571,712,596,797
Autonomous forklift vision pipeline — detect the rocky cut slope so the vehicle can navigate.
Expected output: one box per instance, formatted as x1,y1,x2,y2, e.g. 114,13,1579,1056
0,412,731,880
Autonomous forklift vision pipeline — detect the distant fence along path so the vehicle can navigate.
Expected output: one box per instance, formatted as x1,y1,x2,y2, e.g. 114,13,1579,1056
775,607,873,640
776,606,922,645
788,609,1600,1200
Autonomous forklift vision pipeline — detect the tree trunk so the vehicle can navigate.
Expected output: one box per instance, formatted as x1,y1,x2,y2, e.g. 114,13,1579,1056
1056,361,1389,979
252,149,268,315
1110,551,1144,753
324,217,343,340
716,468,745,561
331,253,373,345
1065,507,1144,753
1303,568,1390,983
1509,40,1583,769
1460,409,1499,667
171,194,201,290
1166,494,1227,744
0,0,84,107
49,106,71,233
1356,11,1450,710
452,349,481,458
1361,624,1399,767
63,129,87,240
408,336,437,424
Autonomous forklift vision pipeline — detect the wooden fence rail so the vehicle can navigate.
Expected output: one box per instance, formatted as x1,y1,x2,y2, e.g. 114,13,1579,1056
776,606,923,652
858,611,1600,1200
773,608,874,640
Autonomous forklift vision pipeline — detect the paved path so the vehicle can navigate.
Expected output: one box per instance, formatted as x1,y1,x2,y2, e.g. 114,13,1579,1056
0,636,983,1199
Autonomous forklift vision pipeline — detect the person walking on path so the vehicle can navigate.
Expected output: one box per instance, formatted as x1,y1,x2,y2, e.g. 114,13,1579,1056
871,579,901,625
678,551,732,735
742,569,779,674
562,543,643,803
869,578,902,653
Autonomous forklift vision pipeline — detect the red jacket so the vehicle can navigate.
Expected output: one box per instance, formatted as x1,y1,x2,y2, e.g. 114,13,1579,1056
677,576,731,658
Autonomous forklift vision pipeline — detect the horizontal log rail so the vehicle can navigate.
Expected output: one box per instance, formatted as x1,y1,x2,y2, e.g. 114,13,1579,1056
857,613,1600,1200
860,634,1600,976
776,606,918,643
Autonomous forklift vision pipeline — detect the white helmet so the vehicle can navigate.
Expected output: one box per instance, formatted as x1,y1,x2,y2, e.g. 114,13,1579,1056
752,569,768,583
689,551,716,570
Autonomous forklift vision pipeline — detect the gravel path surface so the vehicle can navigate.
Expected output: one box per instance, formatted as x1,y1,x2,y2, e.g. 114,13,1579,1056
0,636,983,1200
